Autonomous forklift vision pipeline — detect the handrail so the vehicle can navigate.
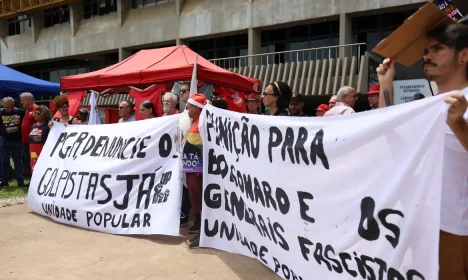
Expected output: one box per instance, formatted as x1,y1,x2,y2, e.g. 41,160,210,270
209,43,366,62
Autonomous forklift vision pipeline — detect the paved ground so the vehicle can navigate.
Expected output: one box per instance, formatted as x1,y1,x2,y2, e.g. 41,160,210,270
0,204,279,280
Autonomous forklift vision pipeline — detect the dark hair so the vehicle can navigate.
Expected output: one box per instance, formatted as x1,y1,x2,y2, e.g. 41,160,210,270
181,82,191,89
34,106,52,122
212,99,228,110
427,24,468,79
411,93,425,101
268,81,292,110
140,100,156,117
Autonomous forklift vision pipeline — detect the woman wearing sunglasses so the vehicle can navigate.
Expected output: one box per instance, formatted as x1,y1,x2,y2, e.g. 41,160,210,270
262,81,292,116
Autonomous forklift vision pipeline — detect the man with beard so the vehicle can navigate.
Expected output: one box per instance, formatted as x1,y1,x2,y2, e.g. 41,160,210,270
367,84,380,110
377,23,468,280
288,92,308,116
179,94,206,248
162,92,179,116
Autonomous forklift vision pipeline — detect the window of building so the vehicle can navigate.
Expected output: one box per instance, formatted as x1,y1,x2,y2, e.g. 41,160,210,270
83,0,118,19
190,34,248,68
7,15,31,36
132,0,173,9
14,59,91,83
352,9,424,80
44,5,70,27
260,20,340,64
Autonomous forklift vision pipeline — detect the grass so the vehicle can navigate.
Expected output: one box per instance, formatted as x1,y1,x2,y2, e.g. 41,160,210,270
0,179,30,200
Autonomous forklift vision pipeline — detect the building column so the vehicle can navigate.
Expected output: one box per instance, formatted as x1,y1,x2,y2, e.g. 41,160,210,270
248,28,261,67
31,12,44,43
176,38,188,46
176,0,184,15
176,0,185,47
0,20,6,63
339,13,352,58
117,0,131,28
119,48,132,61
70,2,84,36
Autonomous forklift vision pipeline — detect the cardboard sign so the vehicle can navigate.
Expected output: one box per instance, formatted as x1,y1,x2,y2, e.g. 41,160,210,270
373,2,456,67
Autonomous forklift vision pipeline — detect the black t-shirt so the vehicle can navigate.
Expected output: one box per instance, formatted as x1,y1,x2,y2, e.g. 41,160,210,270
0,108,24,141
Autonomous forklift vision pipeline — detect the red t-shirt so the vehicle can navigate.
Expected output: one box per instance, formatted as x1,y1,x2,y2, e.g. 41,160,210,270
21,104,38,144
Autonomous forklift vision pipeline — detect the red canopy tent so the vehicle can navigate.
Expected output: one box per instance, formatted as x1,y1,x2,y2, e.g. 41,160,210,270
60,45,261,93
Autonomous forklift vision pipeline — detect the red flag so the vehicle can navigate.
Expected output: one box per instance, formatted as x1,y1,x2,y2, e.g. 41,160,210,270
214,86,247,113
53,91,86,119
129,84,167,120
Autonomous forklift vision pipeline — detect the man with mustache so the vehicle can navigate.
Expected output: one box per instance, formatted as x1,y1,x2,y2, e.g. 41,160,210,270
377,23,468,280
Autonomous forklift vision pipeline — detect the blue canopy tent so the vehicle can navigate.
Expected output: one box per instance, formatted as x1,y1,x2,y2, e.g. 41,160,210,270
0,64,60,99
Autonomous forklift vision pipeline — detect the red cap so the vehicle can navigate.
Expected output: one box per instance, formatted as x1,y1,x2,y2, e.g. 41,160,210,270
367,84,380,95
246,93,259,101
316,104,330,111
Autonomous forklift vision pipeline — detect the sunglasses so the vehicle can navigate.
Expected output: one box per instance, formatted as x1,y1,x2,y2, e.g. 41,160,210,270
180,89,188,93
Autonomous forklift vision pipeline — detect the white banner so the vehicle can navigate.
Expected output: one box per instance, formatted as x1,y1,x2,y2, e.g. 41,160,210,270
28,115,182,236
199,96,447,280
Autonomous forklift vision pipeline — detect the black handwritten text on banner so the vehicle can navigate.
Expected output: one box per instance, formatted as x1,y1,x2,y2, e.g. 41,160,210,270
199,99,447,280
28,115,181,236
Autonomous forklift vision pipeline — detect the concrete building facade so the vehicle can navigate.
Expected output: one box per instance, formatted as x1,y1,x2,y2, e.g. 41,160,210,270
0,0,430,93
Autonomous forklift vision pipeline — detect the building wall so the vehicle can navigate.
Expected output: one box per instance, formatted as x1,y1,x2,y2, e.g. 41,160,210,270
0,0,425,66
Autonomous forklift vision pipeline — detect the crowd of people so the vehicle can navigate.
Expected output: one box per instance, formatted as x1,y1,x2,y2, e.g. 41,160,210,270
0,19,466,280
0,93,90,191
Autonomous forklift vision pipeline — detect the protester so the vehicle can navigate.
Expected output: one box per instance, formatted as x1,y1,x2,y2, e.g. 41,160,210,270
411,93,426,101
19,92,37,178
179,94,206,248
323,86,357,117
329,95,338,108
139,101,157,120
180,82,190,103
376,23,468,280
162,92,179,116
78,108,89,124
262,81,292,116
288,92,307,117
53,95,80,125
29,106,51,173
246,93,260,114
367,84,380,110
0,97,25,190
118,100,136,123
212,99,228,110
315,104,330,117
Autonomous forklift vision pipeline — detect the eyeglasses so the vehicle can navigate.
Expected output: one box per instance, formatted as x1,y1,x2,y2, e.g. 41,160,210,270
180,89,188,93
118,106,128,110
261,92,276,97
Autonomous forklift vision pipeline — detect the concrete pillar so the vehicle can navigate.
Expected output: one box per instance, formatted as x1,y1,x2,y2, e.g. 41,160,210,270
31,12,44,43
0,20,5,63
70,2,84,36
339,13,352,58
176,0,185,16
119,48,132,61
176,38,188,46
248,28,261,67
117,0,131,28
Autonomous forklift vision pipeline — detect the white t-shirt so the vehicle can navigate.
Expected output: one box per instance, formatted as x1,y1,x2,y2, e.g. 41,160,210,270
440,87,468,235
